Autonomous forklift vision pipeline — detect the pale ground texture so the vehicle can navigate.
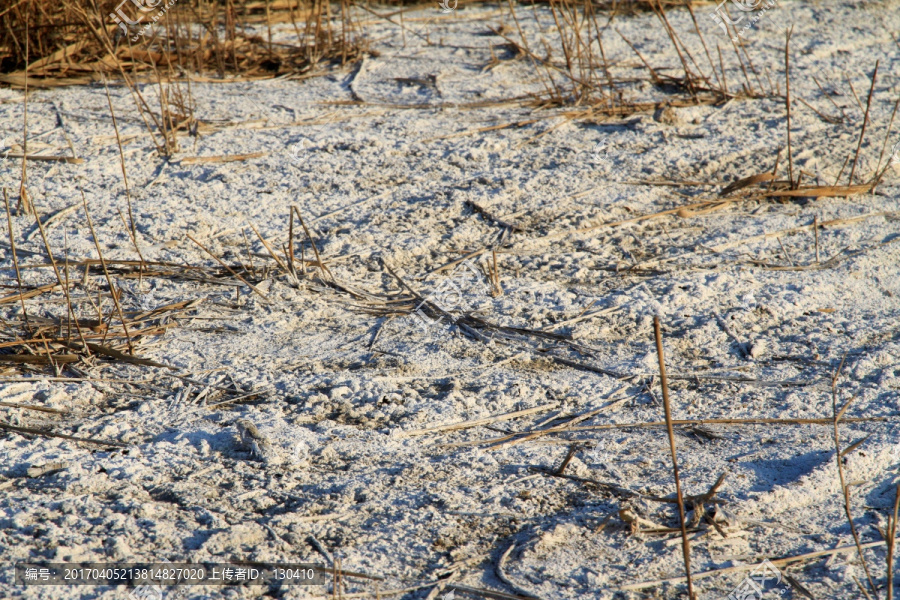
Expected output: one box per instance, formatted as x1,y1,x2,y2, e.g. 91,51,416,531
1,1,900,599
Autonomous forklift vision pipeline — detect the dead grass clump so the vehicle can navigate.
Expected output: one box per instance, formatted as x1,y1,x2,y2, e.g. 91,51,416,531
0,0,364,87
720,41,896,204
0,186,273,376
499,0,761,120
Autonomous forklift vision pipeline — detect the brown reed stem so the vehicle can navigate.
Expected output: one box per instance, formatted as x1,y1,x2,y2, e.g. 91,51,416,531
653,315,694,599
785,27,795,188
831,358,879,598
3,187,30,331
292,205,331,280
186,234,270,301
81,190,134,354
288,208,296,277
17,10,31,216
849,61,879,186
886,484,900,600
102,78,144,262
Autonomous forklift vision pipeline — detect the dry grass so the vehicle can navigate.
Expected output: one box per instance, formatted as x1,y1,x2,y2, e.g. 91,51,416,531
0,0,364,85
1,0,367,157
496,0,762,116
0,187,271,377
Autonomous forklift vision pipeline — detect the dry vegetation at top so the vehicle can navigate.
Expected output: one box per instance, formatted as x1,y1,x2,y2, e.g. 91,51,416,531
0,0,363,85
4,0,895,180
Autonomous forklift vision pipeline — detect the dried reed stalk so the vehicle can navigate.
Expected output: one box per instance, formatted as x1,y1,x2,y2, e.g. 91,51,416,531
653,316,694,599
18,11,32,216
831,358,879,597
102,78,143,260
888,484,900,600
784,27,795,188
82,190,135,353
848,61,879,185
186,234,270,301
3,188,30,330
292,205,331,279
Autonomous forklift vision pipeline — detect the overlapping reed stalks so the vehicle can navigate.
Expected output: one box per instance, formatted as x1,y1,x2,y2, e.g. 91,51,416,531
0,0,363,86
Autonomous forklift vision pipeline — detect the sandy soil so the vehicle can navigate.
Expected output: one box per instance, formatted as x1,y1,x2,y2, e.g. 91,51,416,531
1,1,900,599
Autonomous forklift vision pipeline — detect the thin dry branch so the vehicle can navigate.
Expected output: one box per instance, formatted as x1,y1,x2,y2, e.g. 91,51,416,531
654,316,695,599
397,402,560,438
292,205,332,280
784,27,795,188
848,61,879,185
102,77,143,260
0,421,128,448
888,484,900,600
832,359,879,597
186,234,270,301
3,188,30,331
81,191,135,353
620,540,892,591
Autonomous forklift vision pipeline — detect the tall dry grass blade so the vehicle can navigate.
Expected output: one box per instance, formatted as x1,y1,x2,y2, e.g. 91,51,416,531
617,29,661,85
831,359,879,598
813,75,848,122
686,3,723,93
814,215,820,263
248,222,290,275
0,421,128,448
292,205,332,279
505,0,559,100
75,2,167,155
584,2,616,101
650,1,695,95
873,97,900,188
288,208,296,277
653,315,695,599
888,484,900,600
186,234,270,301
784,26,795,188
3,187,30,331
835,152,852,186
716,43,729,95
845,70,866,115
735,27,765,94
17,10,32,216
81,190,134,354
726,22,753,95
848,61,879,185
29,195,89,355
102,78,144,262
63,231,72,343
